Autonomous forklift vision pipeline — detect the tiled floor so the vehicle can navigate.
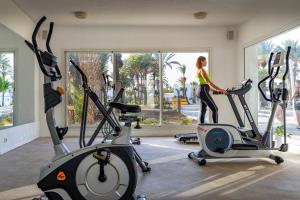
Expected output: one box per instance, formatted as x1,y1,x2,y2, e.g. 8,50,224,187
0,137,300,200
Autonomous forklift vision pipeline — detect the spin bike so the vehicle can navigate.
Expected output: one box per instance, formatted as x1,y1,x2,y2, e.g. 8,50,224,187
26,16,147,200
188,47,291,166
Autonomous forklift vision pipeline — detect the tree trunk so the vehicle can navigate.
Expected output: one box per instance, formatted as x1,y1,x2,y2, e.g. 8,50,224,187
113,53,123,102
144,73,147,105
139,75,142,105
2,92,4,106
192,87,196,103
176,89,181,114
133,81,137,104
136,75,140,104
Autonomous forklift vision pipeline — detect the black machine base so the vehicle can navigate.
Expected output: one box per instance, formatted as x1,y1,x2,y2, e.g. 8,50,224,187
174,133,198,143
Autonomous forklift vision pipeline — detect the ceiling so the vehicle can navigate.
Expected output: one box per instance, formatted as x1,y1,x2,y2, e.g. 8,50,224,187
12,0,300,26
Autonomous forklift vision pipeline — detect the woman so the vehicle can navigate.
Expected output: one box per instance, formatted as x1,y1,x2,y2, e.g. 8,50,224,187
291,80,300,129
196,56,227,124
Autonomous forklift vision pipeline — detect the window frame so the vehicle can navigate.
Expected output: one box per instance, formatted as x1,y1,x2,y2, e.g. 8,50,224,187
0,49,16,128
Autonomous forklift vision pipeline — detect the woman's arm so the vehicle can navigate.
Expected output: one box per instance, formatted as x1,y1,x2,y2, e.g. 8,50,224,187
201,69,226,93
290,92,296,100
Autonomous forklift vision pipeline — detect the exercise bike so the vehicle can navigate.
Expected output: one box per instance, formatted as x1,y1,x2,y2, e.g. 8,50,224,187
26,16,147,200
69,60,151,173
98,73,142,145
188,46,291,166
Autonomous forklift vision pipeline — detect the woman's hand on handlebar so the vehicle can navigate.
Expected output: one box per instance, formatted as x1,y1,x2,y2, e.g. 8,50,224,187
220,89,228,95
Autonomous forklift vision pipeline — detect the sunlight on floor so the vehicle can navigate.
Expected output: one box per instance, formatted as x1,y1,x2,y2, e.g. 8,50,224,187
143,143,195,151
221,166,289,196
0,184,40,200
148,153,188,165
175,171,257,198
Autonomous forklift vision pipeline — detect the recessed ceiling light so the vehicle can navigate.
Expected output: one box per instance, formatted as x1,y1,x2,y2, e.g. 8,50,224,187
74,11,87,19
193,11,208,19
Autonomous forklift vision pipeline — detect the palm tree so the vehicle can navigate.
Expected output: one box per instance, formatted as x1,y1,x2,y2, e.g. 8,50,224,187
99,53,112,74
0,77,10,106
0,54,12,106
177,64,188,103
140,53,155,105
113,53,124,98
258,41,274,68
123,53,155,105
151,53,181,107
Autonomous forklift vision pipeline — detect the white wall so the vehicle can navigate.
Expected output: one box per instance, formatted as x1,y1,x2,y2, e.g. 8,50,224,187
0,122,39,154
38,25,238,136
0,2,39,154
0,24,36,125
0,0,34,40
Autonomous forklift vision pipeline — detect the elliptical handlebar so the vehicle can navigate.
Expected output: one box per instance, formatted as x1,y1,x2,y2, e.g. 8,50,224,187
25,16,61,80
31,17,51,78
283,46,291,82
46,22,53,53
70,59,88,84
258,46,291,102
46,22,62,80
258,52,274,102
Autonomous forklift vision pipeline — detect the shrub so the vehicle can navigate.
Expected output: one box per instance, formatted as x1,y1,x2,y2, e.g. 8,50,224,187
142,118,158,125
181,117,192,125
275,125,292,138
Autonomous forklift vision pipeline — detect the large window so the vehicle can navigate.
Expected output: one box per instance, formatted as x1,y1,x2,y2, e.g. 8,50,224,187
66,52,113,126
0,52,14,127
245,26,300,134
66,51,209,127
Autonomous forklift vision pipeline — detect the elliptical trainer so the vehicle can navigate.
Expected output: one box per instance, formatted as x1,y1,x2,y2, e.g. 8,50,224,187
26,16,147,200
188,46,291,166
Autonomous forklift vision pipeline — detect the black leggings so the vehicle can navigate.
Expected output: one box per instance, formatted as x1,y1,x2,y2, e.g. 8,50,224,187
199,84,218,123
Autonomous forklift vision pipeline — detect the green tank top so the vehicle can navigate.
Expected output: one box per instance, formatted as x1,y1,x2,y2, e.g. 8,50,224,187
198,70,211,85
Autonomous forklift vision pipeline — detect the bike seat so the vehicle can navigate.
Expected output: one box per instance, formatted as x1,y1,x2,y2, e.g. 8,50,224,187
109,102,141,113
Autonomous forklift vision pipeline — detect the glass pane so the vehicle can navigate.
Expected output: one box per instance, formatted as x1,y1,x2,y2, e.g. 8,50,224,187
162,52,209,125
0,52,14,127
245,26,300,135
115,52,160,125
66,52,113,126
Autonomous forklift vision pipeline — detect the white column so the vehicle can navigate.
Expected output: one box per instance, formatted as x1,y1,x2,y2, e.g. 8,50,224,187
159,52,163,126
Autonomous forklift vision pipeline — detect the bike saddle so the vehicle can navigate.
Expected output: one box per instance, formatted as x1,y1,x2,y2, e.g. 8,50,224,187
109,102,141,113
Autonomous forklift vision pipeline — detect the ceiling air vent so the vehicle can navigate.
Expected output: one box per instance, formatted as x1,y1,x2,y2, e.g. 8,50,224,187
193,11,208,20
74,11,87,19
